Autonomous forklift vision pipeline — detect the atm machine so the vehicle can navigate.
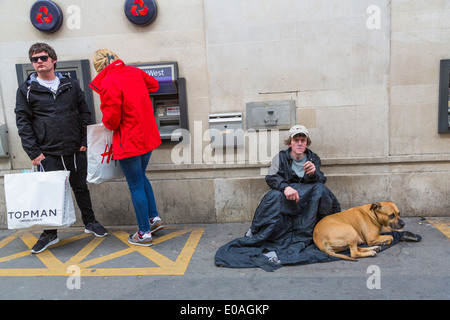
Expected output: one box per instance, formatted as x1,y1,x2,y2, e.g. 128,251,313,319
132,62,188,142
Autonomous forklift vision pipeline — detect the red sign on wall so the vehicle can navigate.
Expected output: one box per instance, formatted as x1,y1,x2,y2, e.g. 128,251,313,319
30,0,63,33
124,0,157,26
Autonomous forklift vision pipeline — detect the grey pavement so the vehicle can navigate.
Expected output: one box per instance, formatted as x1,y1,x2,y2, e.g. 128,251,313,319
0,217,448,305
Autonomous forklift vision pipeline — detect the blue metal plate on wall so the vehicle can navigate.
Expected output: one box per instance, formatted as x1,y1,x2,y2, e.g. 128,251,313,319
124,0,157,26
132,62,179,95
30,0,63,33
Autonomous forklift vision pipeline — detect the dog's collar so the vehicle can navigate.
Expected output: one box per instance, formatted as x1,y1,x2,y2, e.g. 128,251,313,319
370,208,382,228
372,208,379,220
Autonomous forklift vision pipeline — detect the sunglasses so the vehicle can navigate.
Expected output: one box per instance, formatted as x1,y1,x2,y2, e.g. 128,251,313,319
30,55,49,63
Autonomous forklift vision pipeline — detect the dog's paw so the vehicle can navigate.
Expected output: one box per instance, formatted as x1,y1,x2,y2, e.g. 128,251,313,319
374,246,382,252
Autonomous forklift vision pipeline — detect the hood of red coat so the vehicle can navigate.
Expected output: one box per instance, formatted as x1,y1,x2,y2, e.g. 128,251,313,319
89,60,125,94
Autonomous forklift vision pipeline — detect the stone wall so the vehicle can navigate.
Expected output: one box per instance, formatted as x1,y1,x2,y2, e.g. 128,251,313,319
0,0,448,228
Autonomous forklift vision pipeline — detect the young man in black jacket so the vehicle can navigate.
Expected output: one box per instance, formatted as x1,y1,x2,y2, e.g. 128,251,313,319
266,125,326,197
15,42,108,254
265,124,341,213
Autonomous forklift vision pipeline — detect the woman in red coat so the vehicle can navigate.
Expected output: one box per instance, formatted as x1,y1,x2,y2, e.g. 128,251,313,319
90,49,163,246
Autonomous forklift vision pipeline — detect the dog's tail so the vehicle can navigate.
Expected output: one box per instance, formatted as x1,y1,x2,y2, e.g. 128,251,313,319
313,239,358,262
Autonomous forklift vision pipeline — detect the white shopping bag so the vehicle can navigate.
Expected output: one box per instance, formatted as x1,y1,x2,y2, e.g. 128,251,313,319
86,123,123,184
5,169,76,230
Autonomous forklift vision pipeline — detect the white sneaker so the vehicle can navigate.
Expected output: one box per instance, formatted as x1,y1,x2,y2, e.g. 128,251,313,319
128,231,153,246
150,217,165,234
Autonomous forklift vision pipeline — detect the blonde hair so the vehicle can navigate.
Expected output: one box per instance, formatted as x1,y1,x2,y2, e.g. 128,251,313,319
93,49,120,73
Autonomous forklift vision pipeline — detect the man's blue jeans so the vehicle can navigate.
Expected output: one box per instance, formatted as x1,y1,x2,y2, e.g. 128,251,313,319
119,151,158,233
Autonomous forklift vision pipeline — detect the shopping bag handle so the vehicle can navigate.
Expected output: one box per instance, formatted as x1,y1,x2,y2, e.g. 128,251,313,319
32,164,45,172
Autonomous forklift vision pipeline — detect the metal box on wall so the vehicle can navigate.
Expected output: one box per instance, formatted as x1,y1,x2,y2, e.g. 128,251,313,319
245,100,296,130
209,112,243,148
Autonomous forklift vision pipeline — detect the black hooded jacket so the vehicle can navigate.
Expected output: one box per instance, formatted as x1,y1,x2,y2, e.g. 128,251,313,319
15,72,92,160
265,148,327,192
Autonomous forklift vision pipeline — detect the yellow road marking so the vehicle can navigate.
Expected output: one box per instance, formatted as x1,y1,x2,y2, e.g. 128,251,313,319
65,236,106,266
174,228,204,273
0,226,204,277
0,233,16,248
427,218,450,239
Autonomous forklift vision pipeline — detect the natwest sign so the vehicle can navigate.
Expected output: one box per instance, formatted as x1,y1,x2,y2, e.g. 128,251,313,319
29,0,63,33
132,62,179,95
124,0,157,26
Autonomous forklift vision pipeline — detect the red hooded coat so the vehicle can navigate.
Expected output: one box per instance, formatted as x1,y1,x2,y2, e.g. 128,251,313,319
89,60,161,160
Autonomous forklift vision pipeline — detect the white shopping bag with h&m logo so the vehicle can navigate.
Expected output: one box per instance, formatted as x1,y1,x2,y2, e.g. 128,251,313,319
86,123,123,184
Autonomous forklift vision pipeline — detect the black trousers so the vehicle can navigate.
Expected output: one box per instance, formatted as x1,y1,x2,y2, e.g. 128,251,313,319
40,152,96,235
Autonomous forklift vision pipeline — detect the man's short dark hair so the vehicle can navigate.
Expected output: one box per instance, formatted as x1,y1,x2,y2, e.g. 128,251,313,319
28,42,58,69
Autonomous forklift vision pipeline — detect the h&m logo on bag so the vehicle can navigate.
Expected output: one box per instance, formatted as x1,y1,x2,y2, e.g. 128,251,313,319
101,143,114,164
8,209,57,222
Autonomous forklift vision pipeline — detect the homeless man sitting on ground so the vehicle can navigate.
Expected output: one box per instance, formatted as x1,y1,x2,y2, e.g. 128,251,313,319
214,125,342,270
265,124,337,204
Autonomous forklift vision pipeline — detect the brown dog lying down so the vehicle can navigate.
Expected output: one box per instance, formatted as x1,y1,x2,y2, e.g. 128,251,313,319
313,201,405,261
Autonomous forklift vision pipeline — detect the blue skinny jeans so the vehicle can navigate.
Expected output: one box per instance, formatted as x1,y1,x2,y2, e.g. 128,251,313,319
119,151,158,233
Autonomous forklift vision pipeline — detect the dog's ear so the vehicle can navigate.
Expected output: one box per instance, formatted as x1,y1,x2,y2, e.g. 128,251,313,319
370,202,381,211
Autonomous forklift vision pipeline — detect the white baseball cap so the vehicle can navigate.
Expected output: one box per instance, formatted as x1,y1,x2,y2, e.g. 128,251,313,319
289,125,309,138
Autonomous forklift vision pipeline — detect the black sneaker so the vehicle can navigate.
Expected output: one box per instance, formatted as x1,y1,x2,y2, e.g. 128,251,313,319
85,221,109,237
31,232,60,254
